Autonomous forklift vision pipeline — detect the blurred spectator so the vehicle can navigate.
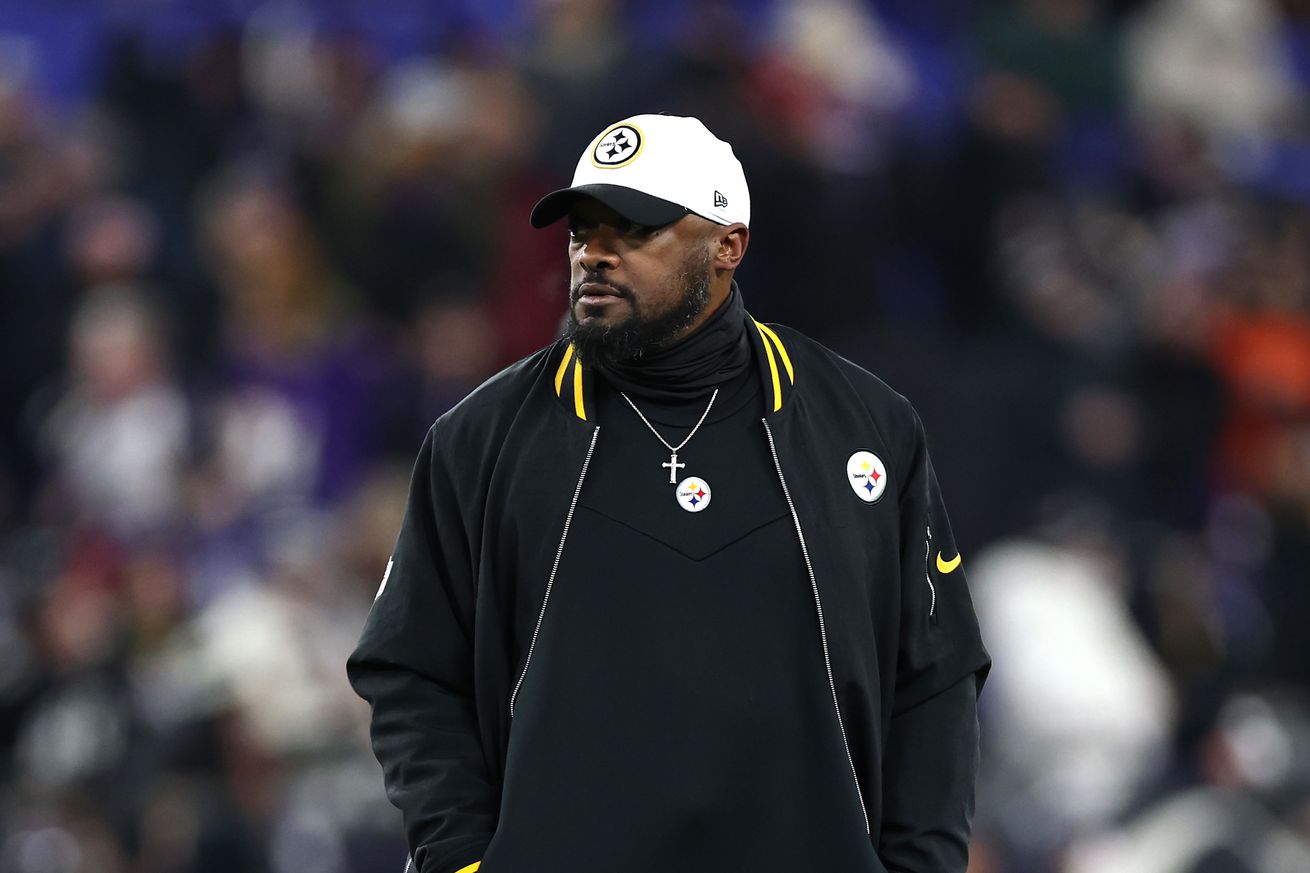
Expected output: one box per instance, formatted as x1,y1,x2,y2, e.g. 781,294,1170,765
194,165,404,508
971,500,1176,869
1209,204,1310,496
1125,0,1297,146
519,0,665,174
37,286,189,541
1065,692,1310,873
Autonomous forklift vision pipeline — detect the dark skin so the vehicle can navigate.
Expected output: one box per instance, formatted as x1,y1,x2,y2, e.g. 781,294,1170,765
567,197,749,348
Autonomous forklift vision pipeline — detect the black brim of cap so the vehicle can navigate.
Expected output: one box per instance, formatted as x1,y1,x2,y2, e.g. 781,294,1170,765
530,183,689,228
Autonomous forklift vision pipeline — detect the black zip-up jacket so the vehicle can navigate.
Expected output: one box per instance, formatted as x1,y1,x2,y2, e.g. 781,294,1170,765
347,315,991,873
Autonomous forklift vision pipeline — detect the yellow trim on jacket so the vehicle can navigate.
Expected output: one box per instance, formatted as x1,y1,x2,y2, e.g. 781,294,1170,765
572,357,586,420
553,343,588,421
755,321,794,384
554,343,573,395
753,320,795,412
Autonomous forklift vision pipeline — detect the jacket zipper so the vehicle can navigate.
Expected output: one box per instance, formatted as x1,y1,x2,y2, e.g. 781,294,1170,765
761,418,871,836
509,424,600,719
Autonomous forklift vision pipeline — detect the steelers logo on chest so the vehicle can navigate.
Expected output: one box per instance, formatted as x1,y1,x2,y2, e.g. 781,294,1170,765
846,451,888,503
676,477,712,512
592,124,643,168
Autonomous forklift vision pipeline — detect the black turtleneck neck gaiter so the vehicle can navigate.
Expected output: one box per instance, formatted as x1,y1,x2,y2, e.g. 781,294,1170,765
592,280,752,409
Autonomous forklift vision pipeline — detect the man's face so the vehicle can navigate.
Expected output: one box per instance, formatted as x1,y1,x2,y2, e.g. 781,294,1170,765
563,197,715,365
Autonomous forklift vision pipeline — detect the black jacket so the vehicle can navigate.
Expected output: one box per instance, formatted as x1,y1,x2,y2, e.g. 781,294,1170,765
347,315,991,873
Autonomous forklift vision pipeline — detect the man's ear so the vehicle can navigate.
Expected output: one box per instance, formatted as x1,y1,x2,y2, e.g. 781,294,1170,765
715,223,749,270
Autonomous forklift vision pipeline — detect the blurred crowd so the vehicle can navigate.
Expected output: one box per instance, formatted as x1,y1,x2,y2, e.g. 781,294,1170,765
2,1,1310,872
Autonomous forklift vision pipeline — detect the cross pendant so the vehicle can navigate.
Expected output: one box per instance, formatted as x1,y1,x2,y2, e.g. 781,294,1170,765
662,452,685,484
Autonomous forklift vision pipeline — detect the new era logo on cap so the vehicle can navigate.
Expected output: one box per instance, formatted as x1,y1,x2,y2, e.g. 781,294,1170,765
530,114,751,229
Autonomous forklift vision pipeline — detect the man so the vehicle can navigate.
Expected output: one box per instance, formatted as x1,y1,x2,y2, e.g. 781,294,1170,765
347,114,990,873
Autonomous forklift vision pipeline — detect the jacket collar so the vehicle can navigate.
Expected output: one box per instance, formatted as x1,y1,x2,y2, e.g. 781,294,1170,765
550,311,796,421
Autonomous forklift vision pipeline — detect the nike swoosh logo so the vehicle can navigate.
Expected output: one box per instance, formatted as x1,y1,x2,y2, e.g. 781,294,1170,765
936,552,962,574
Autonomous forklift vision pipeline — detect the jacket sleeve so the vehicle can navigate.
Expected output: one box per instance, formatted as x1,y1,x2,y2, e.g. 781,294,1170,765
880,673,980,873
346,423,497,873
878,403,990,872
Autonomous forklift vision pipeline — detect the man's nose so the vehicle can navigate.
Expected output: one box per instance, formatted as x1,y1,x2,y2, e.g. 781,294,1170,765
576,228,621,271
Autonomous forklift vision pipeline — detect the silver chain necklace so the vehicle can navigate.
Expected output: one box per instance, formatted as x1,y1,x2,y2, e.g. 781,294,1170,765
620,388,719,483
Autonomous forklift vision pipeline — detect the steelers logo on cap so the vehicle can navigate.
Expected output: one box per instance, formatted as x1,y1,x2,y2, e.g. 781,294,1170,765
846,450,888,504
592,124,643,168
676,477,712,512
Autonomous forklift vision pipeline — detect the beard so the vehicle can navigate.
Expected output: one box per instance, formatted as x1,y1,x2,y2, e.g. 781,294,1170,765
564,247,713,366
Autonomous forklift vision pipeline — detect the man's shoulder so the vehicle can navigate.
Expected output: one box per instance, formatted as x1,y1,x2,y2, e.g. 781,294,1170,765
760,321,928,469
432,341,562,439
759,321,916,420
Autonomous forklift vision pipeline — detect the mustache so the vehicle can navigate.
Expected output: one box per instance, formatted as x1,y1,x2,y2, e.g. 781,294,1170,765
571,274,631,301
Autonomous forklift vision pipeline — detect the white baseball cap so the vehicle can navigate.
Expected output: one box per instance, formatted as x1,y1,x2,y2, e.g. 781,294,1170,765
530,113,750,229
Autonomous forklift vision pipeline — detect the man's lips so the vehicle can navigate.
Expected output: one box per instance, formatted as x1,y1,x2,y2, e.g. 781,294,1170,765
577,282,623,305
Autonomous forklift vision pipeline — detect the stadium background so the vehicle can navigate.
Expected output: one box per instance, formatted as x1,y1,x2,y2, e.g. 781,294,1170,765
2,0,1310,871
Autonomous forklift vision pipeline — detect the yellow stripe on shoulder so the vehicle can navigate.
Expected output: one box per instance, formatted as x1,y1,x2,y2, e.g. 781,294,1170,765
554,343,574,395
754,321,783,412
754,321,794,384
452,862,481,873
572,359,587,420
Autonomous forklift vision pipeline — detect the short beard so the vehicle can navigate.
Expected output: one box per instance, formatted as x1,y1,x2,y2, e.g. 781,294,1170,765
564,248,713,366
